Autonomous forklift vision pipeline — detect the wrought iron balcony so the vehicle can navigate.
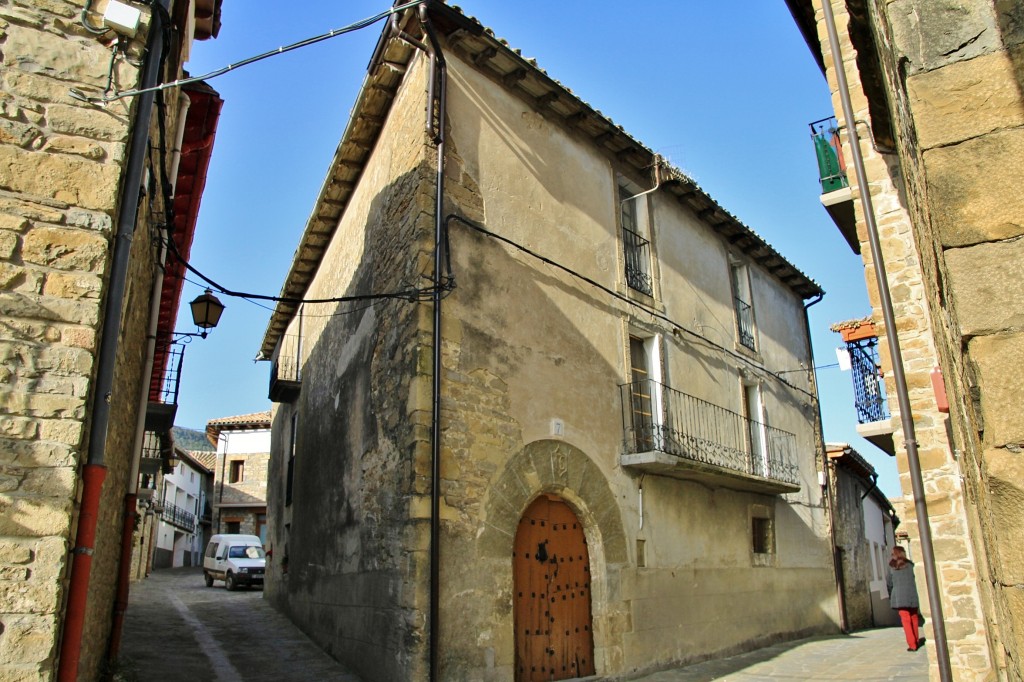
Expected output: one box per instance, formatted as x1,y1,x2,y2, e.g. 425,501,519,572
269,334,301,402
146,342,186,431
623,226,653,296
848,337,889,424
734,297,756,351
810,117,849,194
619,380,800,493
833,319,894,456
161,501,196,533
809,116,858,254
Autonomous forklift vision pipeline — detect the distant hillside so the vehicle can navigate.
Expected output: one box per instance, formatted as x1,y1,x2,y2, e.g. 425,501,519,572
171,426,214,452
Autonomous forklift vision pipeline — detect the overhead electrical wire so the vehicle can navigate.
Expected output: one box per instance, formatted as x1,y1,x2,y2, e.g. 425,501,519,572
70,0,427,104
164,234,452,306
445,214,820,401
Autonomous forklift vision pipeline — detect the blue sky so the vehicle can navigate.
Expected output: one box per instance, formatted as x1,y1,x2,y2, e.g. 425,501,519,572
171,1,900,496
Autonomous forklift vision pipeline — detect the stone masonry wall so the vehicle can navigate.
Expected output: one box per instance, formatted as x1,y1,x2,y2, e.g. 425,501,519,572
811,1,995,678
0,2,185,680
875,1,1024,677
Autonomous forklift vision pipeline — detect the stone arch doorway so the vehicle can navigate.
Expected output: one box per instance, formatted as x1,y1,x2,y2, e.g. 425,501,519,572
513,494,594,681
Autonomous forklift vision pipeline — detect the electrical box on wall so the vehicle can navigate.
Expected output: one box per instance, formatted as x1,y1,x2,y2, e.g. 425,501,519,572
103,1,143,37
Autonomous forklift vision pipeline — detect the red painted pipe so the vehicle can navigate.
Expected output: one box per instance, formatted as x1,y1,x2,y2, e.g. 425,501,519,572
106,493,138,660
57,463,107,682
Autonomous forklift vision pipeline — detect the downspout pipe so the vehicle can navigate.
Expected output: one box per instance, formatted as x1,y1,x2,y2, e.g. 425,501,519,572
58,5,168,679
819,3,951,678
418,6,447,681
108,88,192,662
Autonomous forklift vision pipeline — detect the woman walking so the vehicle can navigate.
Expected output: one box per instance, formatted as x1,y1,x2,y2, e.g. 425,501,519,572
887,546,924,651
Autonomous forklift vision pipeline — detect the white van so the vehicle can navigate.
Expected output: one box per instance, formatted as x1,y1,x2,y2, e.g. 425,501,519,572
203,534,266,590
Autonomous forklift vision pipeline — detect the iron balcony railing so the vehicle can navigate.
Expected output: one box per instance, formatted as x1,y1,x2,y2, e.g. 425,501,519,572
269,334,302,402
734,297,756,351
847,336,889,423
161,501,196,533
623,226,653,296
620,380,800,486
810,116,849,194
155,342,186,406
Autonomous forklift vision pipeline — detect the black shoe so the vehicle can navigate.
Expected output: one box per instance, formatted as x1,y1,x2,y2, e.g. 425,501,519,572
917,638,926,648
907,647,917,652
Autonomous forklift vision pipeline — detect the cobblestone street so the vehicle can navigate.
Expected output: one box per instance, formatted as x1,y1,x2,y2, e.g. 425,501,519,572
118,567,360,681
120,568,928,681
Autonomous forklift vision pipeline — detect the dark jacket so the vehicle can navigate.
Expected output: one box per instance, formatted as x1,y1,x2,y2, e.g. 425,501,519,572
887,563,920,610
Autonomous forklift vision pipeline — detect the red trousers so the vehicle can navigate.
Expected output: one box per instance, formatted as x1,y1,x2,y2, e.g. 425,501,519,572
897,607,920,649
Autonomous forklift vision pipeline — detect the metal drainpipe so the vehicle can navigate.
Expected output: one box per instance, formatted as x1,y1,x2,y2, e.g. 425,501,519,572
819,2,951,678
108,88,192,662
57,4,168,679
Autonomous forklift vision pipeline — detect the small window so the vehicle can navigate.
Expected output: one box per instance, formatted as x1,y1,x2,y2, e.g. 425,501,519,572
225,520,241,534
286,412,299,506
229,460,244,483
206,542,219,558
752,517,773,555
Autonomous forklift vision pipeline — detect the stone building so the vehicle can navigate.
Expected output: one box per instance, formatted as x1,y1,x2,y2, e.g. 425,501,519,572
206,411,270,543
787,0,1023,678
259,5,839,681
0,1,222,679
825,442,899,630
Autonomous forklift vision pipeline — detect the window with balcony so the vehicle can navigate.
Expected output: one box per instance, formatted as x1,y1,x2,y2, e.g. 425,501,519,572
730,261,757,351
627,335,662,451
743,381,768,477
620,185,653,297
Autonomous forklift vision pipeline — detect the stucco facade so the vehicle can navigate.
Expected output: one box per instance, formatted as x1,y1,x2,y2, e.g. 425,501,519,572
788,0,1024,679
260,7,839,682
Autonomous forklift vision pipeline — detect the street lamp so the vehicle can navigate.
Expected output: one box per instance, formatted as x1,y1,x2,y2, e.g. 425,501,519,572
185,289,225,339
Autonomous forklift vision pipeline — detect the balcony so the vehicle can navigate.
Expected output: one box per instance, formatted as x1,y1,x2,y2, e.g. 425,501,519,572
834,320,894,455
161,501,197,533
139,430,163,477
623,226,653,296
146,342,186,432
810,117,859,254
269,334,301,402
619,380,801,494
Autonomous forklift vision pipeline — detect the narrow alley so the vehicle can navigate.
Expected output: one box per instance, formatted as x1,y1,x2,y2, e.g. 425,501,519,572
117,568,360,681
119,568,927,682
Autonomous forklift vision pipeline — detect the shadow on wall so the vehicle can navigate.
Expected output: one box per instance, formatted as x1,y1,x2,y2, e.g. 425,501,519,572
996,0,1024,101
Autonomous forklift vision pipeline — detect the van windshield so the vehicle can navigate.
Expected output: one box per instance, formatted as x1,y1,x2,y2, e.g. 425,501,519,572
228,545,265,559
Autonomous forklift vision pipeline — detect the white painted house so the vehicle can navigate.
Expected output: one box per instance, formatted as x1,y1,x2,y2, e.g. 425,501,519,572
151,448,214,569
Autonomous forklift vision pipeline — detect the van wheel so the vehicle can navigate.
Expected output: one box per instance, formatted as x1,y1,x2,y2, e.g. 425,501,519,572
204,572,214,587
225,572,236,591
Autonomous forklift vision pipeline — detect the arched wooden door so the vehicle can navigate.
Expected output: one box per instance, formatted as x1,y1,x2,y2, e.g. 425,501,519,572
513,495,594,681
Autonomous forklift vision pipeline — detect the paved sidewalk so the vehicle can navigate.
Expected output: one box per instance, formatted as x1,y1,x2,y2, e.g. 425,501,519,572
120,568,927,681
624,627,929,681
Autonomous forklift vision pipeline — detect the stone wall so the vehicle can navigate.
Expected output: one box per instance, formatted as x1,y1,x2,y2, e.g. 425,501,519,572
809,0,1024,677
0,1,188,679
265,54,434,682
